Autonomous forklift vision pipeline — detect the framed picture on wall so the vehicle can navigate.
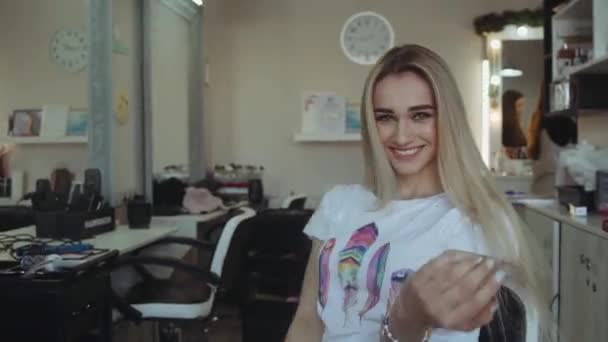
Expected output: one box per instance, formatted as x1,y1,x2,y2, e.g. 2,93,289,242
8,109,43,137
345,103,361,134
66,109,89,136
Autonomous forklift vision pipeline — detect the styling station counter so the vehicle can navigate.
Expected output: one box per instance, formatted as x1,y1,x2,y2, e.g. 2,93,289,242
515,199,608,342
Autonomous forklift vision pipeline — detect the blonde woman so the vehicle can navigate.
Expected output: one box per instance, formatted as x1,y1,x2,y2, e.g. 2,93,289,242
286,45,552,342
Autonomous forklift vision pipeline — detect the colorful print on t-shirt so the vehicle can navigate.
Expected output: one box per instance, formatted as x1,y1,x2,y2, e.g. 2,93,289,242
338,223,378,313
318,238,336,309
359,242,390,320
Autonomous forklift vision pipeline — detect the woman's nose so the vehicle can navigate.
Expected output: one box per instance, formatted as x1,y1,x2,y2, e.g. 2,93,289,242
394,117,413,145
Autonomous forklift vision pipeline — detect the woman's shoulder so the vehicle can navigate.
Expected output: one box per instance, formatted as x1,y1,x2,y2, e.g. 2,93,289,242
319,184,376,208
303,185,375,241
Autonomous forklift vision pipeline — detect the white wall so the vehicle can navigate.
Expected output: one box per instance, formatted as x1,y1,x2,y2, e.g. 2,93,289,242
203,0,543,203
150,0,190,174
0,0,141,196
579,114,608,148
0,0,88,190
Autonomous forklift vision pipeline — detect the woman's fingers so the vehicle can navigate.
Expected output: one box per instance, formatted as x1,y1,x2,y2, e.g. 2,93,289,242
418,250,483,283
437,256,497,307
447,266,502,329
465,297,498,331
395,250,508,333
433,255,486,294
424,257,500,329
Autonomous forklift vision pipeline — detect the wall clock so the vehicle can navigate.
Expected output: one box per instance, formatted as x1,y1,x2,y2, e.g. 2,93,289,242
50,28,89,72
340,11,395,65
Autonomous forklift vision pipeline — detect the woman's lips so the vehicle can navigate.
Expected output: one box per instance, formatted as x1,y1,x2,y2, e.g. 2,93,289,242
389,145,425,161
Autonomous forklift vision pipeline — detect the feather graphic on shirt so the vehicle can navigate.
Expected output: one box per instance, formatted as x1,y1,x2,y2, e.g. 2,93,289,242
338,223,378,313
388,268,414,308
318,238,336,309
359,243,390,320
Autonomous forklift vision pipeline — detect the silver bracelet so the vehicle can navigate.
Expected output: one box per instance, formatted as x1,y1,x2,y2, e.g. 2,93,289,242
381,315,432,342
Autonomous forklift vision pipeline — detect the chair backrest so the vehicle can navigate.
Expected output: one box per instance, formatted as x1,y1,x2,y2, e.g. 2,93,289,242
209,207,256,278
245,209,313,255
479,286,526,342
280,194,307,209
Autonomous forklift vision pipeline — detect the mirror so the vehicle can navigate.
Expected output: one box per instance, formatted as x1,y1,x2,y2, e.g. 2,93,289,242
150,0,190,177
482,26,544,176
0,0,90,200
142,0,204,203
501,40,544,160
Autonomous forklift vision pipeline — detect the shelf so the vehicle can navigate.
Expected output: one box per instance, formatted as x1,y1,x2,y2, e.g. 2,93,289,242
546,108,608,118
553,0,592,20
570,55,608,75
293,133,361,142
0,136,88,145
546,109,576,118
578,108,608,115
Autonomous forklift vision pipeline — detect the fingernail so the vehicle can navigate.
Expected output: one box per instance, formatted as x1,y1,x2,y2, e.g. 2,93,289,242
495,270,506,284
485,258,495,269
491,303,499,314
474,256,484,265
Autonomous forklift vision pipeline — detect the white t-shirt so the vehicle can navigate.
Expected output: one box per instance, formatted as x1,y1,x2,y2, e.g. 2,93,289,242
303,185,519,342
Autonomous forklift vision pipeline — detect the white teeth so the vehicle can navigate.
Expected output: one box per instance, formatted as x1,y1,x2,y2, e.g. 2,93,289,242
393,146,423,156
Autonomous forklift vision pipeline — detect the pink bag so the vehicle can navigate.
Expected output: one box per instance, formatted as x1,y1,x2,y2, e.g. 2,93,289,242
182,187,223,214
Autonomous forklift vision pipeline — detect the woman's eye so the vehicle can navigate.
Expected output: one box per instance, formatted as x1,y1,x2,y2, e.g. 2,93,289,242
412,112,432,121
374,113,394,122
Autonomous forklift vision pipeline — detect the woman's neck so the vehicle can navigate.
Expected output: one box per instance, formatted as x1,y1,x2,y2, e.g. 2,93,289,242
397,163,443,200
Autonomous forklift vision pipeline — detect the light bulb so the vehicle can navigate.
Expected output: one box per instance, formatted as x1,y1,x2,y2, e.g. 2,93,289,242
490,75,501,86
490,39,502,50
516,26,528,37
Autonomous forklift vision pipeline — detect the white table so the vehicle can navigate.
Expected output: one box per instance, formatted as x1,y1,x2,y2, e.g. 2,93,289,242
151,210,225,240
0,224,178,262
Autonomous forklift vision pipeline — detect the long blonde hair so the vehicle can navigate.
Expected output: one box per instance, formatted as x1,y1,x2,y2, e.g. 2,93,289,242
360,45,554,341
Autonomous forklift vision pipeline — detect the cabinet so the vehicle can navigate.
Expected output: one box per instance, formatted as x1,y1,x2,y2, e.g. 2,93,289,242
559,224,608,342
516,205,559,301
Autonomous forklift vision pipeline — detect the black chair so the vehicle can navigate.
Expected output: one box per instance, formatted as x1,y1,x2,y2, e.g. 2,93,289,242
152,177,188,216
280,194,307,209
0,206,34,232
110,207,256,342
479,286,526,342
238,209,313,342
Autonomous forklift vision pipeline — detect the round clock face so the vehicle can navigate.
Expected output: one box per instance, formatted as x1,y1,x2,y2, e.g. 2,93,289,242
340,12,395,65
50,28,88,72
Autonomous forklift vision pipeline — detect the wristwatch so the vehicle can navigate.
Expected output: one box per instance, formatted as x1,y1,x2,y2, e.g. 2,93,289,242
381,315,432,342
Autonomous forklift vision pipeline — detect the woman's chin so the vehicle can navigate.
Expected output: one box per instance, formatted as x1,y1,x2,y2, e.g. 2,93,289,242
390,162,426,178
389,157,437,179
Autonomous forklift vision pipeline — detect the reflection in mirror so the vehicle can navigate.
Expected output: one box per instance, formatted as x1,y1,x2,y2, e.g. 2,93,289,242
502,89,528,159
485,32,544,179
0,0,89,201
501,40,543,161
149,0,190,177
142,0,203,210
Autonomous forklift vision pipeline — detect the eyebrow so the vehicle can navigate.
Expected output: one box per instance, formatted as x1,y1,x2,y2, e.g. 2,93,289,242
373,105,437,114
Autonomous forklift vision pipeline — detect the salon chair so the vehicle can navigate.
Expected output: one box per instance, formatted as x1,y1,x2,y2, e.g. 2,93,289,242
280,194,307,209
239,209,313,342
111,208,256,342
479,286,526,342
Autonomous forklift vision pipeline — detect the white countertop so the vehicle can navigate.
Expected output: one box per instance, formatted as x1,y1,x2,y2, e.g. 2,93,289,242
516,199,608,240
0,224,178,262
